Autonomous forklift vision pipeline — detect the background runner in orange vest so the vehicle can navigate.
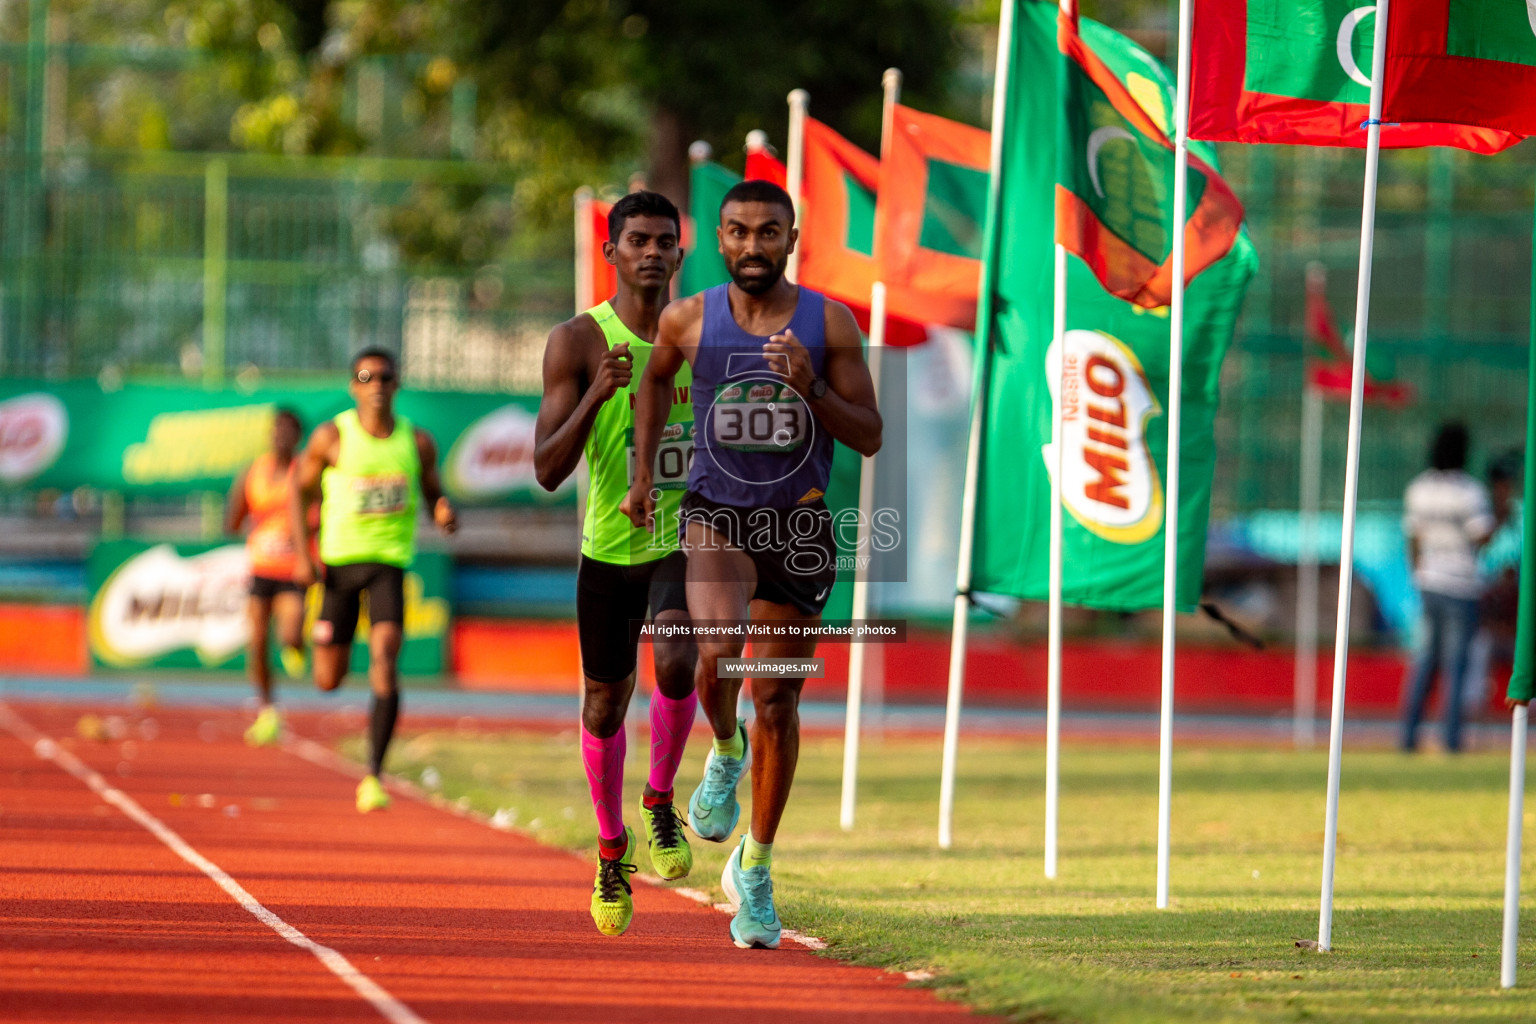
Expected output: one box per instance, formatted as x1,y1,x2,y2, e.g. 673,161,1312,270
226,407,309,747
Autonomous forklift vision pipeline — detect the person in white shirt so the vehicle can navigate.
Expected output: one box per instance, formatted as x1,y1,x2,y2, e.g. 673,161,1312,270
1400,422,1495,753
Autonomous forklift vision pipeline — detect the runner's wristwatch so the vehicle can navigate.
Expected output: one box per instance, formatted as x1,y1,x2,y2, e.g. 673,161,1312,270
808,376,828,399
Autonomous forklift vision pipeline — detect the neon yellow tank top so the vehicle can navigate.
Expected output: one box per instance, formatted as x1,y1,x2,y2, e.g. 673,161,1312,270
320,409,420,568
580,302,694,564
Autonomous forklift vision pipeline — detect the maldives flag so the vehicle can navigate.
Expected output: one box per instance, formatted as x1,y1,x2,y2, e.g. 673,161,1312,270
1057,6,1244,308
796,118,926,345
1384,0,1536,137
575,193,616,311
1190,1,1521,151
745,143,788,187
1304,266,1413,405
877,104,990,331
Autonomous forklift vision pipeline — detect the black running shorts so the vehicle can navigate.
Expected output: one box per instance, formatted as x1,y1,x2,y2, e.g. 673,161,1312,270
678,491,839,617
576,550,688,684
249,574,302,600
314,562,406,646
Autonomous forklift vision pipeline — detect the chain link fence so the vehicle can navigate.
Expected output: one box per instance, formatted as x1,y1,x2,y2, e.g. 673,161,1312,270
1213,143,1533,516
1,108,1533,516
0,151,565,391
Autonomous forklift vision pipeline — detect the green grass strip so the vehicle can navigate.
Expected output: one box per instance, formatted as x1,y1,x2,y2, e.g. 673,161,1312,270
344,727,1536,1023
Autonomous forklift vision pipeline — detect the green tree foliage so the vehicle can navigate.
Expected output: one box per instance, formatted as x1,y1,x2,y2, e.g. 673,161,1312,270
7,1,969,273
448,0,960,202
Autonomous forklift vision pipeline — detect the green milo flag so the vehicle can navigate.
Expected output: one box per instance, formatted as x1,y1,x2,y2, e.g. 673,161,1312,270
971,1,1256,612
1507,205,1536,704
1055,14,1241,310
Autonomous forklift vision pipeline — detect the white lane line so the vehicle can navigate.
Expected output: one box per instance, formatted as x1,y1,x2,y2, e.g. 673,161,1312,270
0,703,428,1024
284,728,842,954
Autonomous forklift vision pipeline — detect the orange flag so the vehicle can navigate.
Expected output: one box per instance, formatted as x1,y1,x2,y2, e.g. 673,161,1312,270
796,118,925,346
876,104,990,331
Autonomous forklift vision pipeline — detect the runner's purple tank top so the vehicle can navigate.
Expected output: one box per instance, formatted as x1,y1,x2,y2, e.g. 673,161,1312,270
686,284,834,509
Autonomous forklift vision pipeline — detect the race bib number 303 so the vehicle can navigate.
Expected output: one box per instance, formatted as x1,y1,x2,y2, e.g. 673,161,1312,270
626,421,695,491
712,381,809,453
351,474,409,515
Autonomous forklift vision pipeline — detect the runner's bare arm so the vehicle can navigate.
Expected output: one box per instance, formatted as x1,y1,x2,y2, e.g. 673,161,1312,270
416,428,457,535
289,422,337,586
225,468,249,535
534,318,630,491
623,295,700,529
763,300,882,456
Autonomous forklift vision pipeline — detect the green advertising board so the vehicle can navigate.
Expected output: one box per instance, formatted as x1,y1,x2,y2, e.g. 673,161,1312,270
87,540,450,675
0,380,573,505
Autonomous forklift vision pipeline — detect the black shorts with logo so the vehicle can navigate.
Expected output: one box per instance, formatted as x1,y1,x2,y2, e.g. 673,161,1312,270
250,574,302,600
576,550,689,684
678,490,839,617
314,562,406,646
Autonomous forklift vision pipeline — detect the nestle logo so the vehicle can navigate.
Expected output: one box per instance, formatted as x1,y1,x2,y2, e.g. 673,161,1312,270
1047,330,1164,544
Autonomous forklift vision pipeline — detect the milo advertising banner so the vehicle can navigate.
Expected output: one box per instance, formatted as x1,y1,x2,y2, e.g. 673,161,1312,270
970,4,1257,612
0,380,573,505
87,540,450,674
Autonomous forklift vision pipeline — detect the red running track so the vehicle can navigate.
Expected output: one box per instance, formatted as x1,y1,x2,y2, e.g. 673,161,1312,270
0,700,991,1024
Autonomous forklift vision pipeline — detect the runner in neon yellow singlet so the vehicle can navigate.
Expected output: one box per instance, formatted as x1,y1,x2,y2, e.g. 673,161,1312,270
534,191,698,937
290,348,458,813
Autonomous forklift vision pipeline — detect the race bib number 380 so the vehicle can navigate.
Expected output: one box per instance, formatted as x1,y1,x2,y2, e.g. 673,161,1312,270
626,421,695,491
712,380,809,453
351,473,409,515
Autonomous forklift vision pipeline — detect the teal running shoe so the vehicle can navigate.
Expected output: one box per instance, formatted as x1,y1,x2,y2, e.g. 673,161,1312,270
721,837,781,949
688,719,749,842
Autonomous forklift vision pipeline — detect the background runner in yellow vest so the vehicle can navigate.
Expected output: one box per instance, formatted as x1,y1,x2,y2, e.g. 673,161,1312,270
534,191,698,938
226,407,309,748
290,348,458,814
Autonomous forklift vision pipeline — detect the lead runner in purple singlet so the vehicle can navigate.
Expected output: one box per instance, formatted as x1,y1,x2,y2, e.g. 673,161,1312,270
623,179,881,950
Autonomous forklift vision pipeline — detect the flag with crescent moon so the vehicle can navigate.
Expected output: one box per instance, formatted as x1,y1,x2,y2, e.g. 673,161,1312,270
1383,0,1536,137
1055,4,1244,309
1189,0,1522,151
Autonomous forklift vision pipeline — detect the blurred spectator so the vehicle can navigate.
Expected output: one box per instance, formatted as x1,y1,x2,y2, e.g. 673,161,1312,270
1400,423,1495,753
1464,454,1523,718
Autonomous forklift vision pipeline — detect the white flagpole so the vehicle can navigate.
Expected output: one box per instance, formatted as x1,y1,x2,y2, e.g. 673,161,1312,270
786,90,809,284
1318,0,1390,952
1045,243,1066,879
841,67,903,832
842,280,886,831
939,0,1014,850
1295,377,1324,749
1154,0,1197,912
1502,703,1528,988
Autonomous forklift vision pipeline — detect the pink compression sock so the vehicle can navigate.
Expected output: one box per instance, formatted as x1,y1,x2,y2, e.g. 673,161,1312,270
580,725,627,842
647,689,698,794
